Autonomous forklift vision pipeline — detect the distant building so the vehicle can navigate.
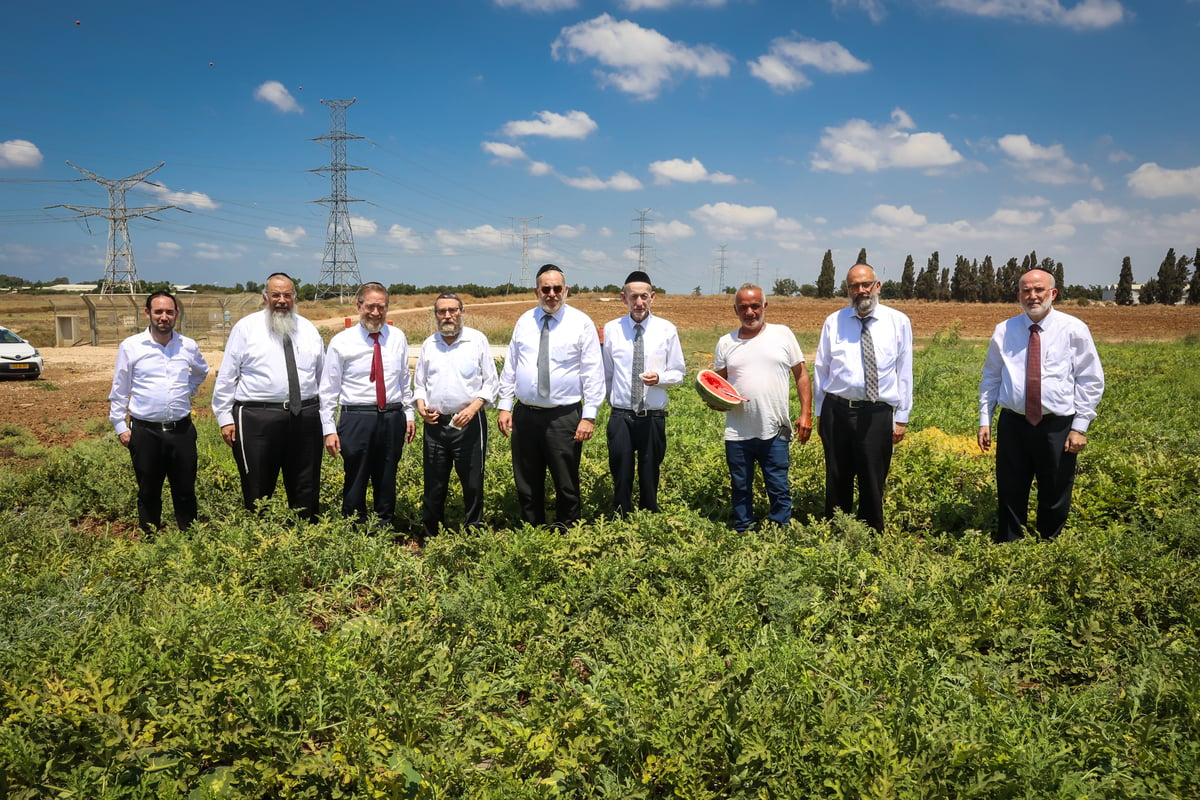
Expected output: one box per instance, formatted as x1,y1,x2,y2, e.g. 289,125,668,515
42,284,99,293
1101,283,1142,304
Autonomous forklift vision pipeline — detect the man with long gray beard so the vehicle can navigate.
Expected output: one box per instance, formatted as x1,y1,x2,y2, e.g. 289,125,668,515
813,261,912,533
212,272,326,521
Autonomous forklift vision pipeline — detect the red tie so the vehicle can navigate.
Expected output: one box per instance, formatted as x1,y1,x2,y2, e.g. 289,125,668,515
369,332,385,410
1025,323,1042,426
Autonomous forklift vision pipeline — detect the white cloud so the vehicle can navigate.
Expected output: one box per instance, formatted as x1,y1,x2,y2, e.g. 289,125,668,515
989,208,1044,225
551,223,585,238
690,202,778,239
833,0,887,22
997,134,1091,185
501,110,598,139
139,181,218,210
812,108,963,173
648,157,737,185
350,216,377,237
156,242,183,259
0,243,38,263
579,249,609,262
552,14,733,100
529,161,553,176
0,139,43,168
265,226,307,247
749,36,868,93
436,224,511,250
620,0,727,8
253,80,302,114
482,141,527,160
1005,194,1051,208
1127,162,1200,198
1053,199,1125,224
386,225,422,252
872,204,927,227
936,0,1126,30
495,0,577,10
560,170,643,191
647,219,695,242
195,242,247,261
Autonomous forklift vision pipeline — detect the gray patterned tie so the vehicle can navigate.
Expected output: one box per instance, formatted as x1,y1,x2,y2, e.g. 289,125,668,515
282,334,302,415
537,315,551,399
631,323,645,411
860,317,878,402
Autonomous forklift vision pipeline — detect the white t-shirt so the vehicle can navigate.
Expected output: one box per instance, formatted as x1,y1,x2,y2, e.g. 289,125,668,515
713,322,805,442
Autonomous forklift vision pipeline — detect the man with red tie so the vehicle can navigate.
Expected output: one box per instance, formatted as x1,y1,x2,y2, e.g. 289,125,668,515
978,268,1105,542
320,282,414,529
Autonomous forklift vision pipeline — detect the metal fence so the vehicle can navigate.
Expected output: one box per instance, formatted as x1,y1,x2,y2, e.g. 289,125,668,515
48,294,264,347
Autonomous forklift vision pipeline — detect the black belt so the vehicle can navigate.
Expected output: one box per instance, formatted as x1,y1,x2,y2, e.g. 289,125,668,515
611,407,668,418
518,401,582,413
236,397,319,411
131,415,191,431
342,403,406,413
828,395,891,411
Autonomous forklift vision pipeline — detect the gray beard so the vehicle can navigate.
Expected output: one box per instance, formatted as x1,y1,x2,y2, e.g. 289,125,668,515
853,295,878,316
270,309,298,341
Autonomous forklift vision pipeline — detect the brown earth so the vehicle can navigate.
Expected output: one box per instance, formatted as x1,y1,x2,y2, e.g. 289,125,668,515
2,293,1199,454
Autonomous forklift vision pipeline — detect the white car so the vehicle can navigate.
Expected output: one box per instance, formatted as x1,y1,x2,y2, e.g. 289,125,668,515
0,326,43,379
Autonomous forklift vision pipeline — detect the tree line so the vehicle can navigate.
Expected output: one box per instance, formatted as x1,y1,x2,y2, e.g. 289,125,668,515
772,247,1200,305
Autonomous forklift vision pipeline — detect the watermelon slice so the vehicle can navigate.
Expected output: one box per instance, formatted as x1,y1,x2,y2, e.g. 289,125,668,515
696,369,748,411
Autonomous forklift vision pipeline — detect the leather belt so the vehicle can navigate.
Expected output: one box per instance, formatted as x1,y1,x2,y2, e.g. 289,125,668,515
131,415,191,431
342,403,406,413
611,407,668,418
236,397,319,411
829,395,891,411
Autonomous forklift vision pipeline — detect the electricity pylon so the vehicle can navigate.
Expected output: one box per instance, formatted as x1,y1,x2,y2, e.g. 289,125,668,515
312,98,365,302
49,161,187,294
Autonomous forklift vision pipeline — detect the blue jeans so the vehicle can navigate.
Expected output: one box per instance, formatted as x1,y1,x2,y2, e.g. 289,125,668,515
725,436,792,531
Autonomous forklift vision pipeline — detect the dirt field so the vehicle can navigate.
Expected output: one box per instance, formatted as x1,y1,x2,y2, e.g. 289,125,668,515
3,293,1199,454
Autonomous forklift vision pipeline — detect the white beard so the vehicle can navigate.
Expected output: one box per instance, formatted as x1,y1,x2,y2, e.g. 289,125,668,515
270,309,298,340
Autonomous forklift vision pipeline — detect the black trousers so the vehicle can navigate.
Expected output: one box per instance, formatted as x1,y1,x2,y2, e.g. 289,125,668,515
422,411,487,539
606,409,667,514
819,395,895,533
511,403,582,527
338,406,407,527
128,417,198,533
995,409,1077,542
232,400,323,521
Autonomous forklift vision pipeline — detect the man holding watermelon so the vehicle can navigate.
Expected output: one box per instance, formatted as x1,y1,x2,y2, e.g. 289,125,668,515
711,284,813,531
813,261,913,533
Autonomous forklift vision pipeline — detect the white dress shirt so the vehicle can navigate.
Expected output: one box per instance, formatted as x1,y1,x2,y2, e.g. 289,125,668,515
979,307,1105,433
211,309,325,427
413,326,499,415
319,323,414,435
498,304,605,418
813,303,913,423
601,313,686,411
109,329,209,434
714,323,806,442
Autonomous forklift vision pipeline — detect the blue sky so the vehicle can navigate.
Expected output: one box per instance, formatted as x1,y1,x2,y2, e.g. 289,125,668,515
2,0,1198,294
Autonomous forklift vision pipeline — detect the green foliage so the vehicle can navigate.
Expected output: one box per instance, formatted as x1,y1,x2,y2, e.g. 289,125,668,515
815,250,836,298
2,341,1200,797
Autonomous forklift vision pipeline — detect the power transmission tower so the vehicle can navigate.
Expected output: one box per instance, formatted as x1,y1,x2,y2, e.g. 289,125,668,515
716,245,728,293
312,98,365,302
511,216,543,287
632,208,654,272
48,161,187,294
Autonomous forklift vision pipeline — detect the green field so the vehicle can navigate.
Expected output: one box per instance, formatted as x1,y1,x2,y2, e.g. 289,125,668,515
2,335,1199,798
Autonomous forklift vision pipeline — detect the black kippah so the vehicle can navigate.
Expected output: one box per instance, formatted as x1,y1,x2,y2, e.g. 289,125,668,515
624,270,651,285
536,263,563,278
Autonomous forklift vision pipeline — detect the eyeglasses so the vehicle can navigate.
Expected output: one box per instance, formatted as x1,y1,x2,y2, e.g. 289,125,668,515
539,285,565,295
848,282,877,292
435,307,462,317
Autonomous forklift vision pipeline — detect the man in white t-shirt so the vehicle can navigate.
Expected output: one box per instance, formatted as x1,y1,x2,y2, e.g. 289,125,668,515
711,284,813,531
